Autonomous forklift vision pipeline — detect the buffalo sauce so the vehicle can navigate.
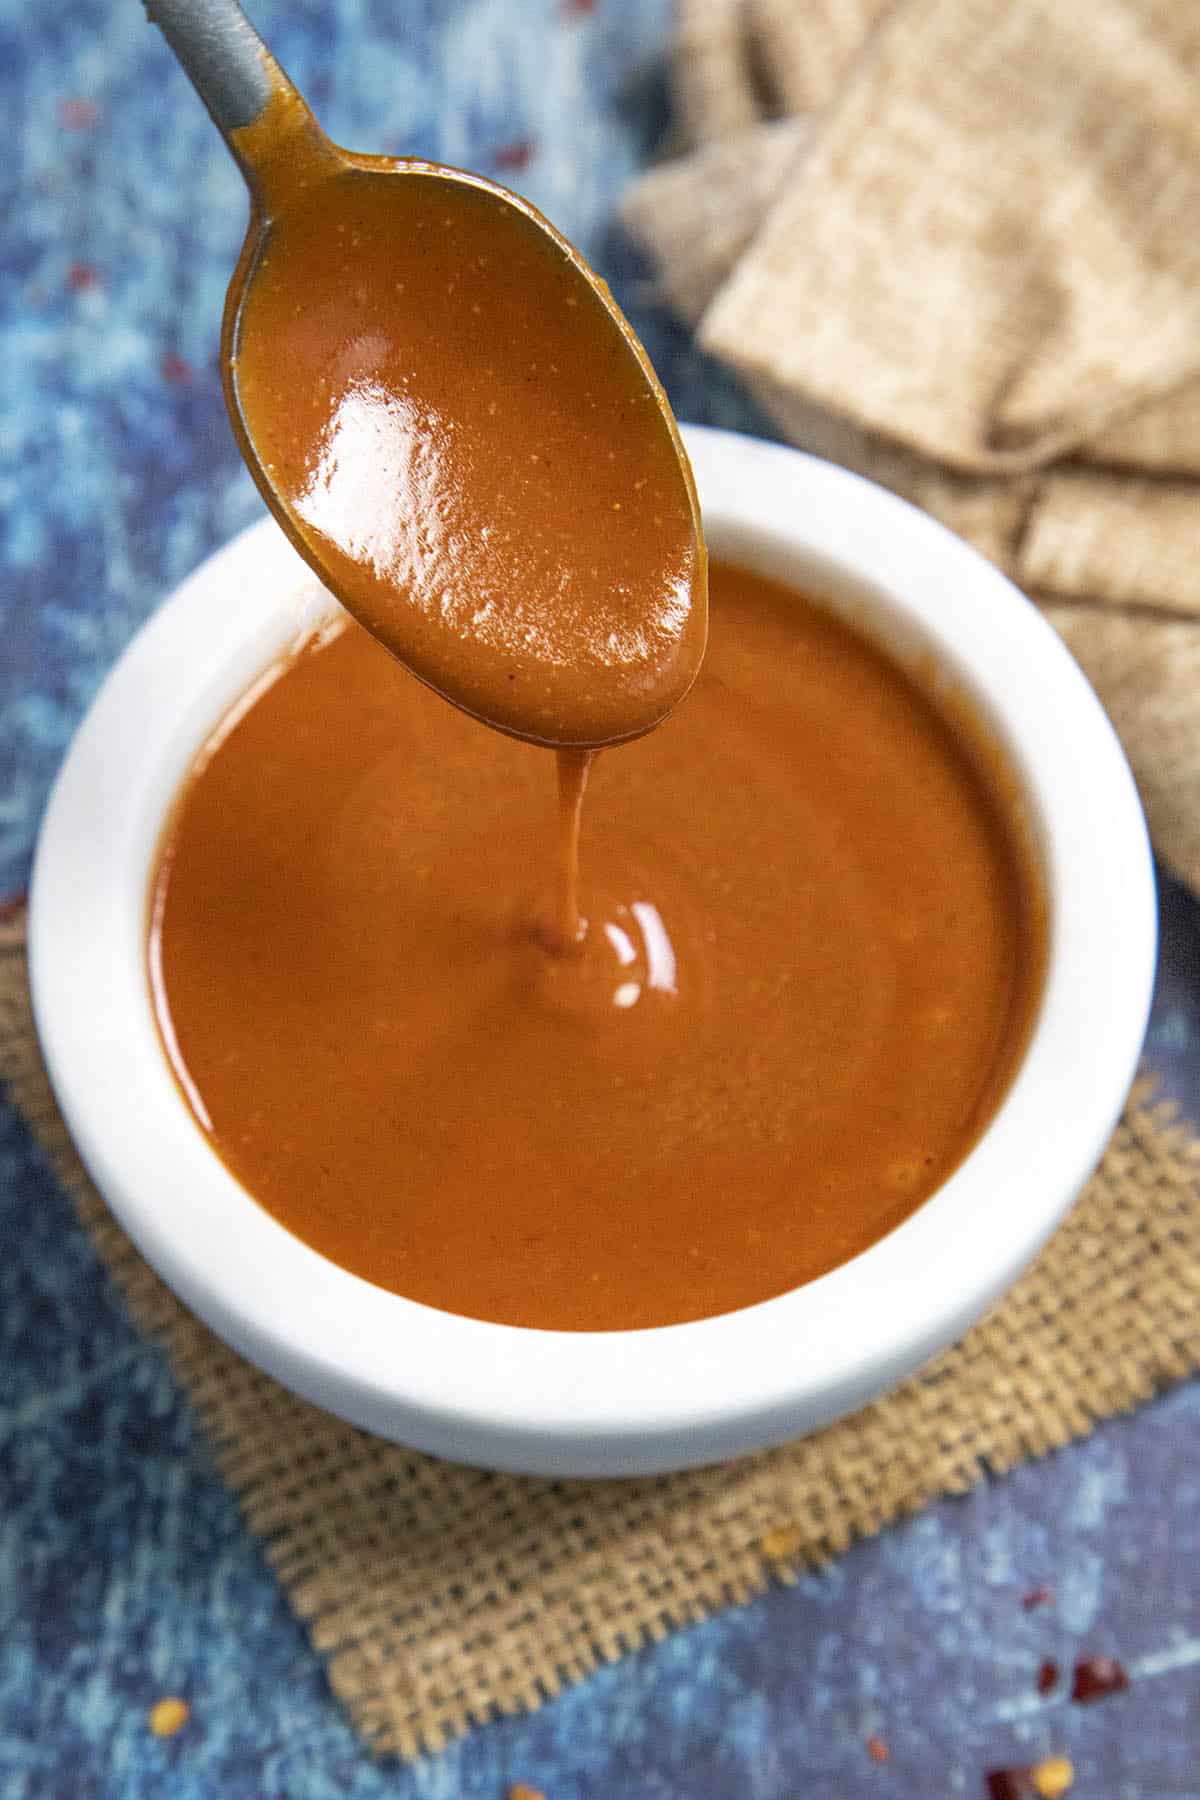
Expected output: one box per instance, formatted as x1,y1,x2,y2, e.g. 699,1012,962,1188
148,561,1044,1332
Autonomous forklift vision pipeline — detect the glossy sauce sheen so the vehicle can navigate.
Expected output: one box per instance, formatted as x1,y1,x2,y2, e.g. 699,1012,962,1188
149,563,1043,1332
230,161,705,748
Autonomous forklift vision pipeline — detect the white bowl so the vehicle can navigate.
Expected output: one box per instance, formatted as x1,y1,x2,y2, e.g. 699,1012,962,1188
29,426,1156,1477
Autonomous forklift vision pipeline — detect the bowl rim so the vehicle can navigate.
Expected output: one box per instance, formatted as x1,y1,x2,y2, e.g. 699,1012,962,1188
29,424,1157,1476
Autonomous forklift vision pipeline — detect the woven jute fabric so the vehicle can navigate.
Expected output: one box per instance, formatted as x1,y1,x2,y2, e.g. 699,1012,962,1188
672,0,893,135
1021,475,1200,618
700,0,1200,476
1084,375,1200,477
3,914,1198,1759
622,0,1200,893
1041,604,1200,898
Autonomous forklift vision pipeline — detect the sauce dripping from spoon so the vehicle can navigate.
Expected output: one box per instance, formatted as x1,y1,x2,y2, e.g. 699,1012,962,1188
147,2,707,949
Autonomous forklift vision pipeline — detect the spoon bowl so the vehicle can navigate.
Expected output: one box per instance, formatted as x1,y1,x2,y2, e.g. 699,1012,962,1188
146,0,706,748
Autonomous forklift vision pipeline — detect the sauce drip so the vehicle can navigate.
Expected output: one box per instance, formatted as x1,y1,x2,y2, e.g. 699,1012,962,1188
554,749,593,950
149,562,1044,1332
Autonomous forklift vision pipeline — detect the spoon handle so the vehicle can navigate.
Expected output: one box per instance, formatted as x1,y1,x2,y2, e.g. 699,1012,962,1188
145,0,335,202
144,0,277,138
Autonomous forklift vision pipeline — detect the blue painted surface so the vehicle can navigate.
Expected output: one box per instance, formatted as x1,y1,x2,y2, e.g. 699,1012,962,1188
1,2,1197,1794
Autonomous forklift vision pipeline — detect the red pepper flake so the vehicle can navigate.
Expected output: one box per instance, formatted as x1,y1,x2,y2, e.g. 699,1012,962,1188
1021,1585,1054,1610
67,262,99,292
562,0,597,12
986,1770,1033,1800
161,352,193,386
866,1734,889,1763
1036,1657,1060,1695
58,97,100,130
493,139,534,173
0,893,27,925
1071,1653,1129,1704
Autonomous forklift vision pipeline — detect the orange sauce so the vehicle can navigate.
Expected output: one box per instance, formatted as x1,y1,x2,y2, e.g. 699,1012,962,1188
148,561,1043,1331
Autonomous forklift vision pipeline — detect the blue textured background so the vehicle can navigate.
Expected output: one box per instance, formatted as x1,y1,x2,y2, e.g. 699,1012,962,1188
2,3,1198,1795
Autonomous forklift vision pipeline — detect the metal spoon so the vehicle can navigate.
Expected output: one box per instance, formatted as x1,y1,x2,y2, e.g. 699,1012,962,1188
143,0,706,749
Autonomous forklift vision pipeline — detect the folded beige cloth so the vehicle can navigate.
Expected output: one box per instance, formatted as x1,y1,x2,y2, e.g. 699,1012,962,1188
624,0,1200,892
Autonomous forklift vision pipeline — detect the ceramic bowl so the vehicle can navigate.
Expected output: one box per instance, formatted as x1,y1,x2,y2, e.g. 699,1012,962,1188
29,426,1156,1476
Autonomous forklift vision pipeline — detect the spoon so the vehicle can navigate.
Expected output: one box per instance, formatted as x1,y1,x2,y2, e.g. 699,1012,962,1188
144,0,707,750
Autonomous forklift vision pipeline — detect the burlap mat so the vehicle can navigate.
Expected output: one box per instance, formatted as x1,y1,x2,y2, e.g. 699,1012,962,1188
623,0,1200,894
2,913,1197,1758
